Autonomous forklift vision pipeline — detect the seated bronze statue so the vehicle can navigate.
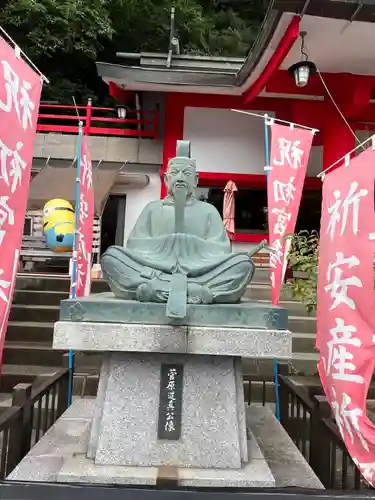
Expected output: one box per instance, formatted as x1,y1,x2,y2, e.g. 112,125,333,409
101,141,264,320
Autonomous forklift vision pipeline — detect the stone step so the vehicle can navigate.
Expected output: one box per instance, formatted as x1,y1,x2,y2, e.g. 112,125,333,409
257,299,312,317
2,341,103,372
253,267,270,283
292,333,316,353
290,352,319,375
242,352,319,377
14,289,69,306
3,342,63,366
288,315,316,334
245,284,294,302
10,304,60,323
6,321,54,343
16,274,109,294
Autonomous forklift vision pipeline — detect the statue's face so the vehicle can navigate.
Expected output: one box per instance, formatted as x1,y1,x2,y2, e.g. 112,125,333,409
165,162,198,198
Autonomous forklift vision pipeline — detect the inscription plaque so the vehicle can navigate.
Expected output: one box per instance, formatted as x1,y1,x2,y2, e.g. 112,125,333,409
157,363,183,440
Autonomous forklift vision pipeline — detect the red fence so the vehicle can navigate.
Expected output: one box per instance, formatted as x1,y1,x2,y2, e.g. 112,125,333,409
37,102,159,139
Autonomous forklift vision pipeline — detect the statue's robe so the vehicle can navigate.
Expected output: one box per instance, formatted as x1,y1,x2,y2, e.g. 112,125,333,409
101,199,254,303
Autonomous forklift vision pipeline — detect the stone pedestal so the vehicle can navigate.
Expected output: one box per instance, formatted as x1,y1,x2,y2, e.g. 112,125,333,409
52,294,292,487
87,353,247,468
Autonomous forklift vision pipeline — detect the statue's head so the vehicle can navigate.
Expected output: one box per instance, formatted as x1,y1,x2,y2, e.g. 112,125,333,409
164,156,198,199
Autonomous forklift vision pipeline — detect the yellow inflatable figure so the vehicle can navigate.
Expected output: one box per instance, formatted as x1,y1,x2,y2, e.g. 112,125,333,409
43,199,75,252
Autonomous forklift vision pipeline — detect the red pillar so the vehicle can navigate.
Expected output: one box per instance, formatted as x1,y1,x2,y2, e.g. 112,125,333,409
322,113,356,176
161,94,185,199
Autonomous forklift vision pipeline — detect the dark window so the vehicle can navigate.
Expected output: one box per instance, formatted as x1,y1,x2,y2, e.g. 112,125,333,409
197,185,322,234
23,217,32,236
197,186,268,234
295,189,322,233
101,195,126,254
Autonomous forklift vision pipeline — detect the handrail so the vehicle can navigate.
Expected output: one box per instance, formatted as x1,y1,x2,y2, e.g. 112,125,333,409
0,354,72,480
0,405,22,428
30,367,68,402
279,374,315,411
36,102,159,139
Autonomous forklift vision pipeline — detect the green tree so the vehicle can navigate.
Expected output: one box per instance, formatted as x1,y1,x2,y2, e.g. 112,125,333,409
1,0,266,103
1,0,114,102
284,231,319,314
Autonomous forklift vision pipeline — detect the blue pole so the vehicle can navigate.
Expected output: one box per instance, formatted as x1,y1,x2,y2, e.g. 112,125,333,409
68,121,84,406
264,116,281,421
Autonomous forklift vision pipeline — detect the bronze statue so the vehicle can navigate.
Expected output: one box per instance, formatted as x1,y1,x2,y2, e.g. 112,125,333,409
101,141,265,319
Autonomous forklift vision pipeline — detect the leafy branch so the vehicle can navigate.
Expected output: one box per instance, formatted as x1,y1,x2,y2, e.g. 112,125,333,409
284,230,319,314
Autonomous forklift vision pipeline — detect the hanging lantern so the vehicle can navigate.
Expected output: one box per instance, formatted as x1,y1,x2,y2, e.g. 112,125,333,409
115,104,127,119
288,31,316,88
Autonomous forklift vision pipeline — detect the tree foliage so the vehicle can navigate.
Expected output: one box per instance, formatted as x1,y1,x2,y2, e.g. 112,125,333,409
0,0,266,103
284,231,319,314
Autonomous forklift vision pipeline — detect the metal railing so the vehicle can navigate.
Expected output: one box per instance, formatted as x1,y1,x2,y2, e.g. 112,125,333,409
0,356,370,489
37,101,159,139
0,354,71,479
277,369,368,490
243,373,274,406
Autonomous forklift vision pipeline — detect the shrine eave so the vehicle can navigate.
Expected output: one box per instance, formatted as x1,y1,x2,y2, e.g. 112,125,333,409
96,0,375,97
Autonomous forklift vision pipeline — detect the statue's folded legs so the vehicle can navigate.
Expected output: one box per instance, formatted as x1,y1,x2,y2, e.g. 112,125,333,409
101,246,254,305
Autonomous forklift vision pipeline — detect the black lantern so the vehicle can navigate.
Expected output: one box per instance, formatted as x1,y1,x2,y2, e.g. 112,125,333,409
288,31,316,88
115,104,127,119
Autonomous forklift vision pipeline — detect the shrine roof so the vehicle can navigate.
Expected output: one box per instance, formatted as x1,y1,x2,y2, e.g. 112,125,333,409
96,0,375,97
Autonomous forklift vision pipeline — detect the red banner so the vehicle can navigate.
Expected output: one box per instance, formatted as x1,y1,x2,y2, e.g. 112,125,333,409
267,123,314,305
318,145,375,486
0,37,42,367
75,136,94,297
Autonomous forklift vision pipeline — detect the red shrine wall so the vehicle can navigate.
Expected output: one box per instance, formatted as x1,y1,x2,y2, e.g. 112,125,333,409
183,107,322,177
161,89,372,246
161,92,324,245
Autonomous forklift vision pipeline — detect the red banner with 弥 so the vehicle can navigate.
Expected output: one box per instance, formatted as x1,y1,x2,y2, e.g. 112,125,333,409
267,123,314,305
317,145,375,486
75,136,94,297
0,37,42,368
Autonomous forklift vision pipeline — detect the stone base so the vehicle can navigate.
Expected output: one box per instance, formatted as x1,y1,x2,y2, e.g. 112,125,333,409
57,444,274,488
53,321,291,359
59,293,288,330
7,400,323,489
88,353,248,469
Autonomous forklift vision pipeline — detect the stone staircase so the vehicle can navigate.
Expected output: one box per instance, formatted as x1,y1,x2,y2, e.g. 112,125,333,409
0,265,319,403
1,275,109,403
244,264,319,377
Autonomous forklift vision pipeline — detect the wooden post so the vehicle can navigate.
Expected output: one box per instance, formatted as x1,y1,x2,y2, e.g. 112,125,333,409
85,98,92,135
8,383,32,474
310,395,332,488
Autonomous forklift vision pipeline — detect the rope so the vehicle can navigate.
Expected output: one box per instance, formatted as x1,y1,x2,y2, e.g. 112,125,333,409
317,69,362,146
318,133,375,178
0,25,49,83
232,109,318,132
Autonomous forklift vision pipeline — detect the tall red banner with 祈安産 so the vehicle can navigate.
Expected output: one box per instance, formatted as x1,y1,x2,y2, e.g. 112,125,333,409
267,123,314,305
75,136,94,297
317,146,375,486
0,38,42,368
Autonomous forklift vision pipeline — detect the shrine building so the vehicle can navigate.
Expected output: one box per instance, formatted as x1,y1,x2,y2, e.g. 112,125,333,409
27,0,375,261
91,0,375,250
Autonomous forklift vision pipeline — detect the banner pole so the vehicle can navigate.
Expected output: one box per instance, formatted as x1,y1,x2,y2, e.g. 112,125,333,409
263,116,281,422
68,120,84,406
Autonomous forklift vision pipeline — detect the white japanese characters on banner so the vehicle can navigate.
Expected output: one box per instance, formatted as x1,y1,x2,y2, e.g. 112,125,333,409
317,144,375,486
0,37,42,368
267,123,315,305
74,136,94,297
